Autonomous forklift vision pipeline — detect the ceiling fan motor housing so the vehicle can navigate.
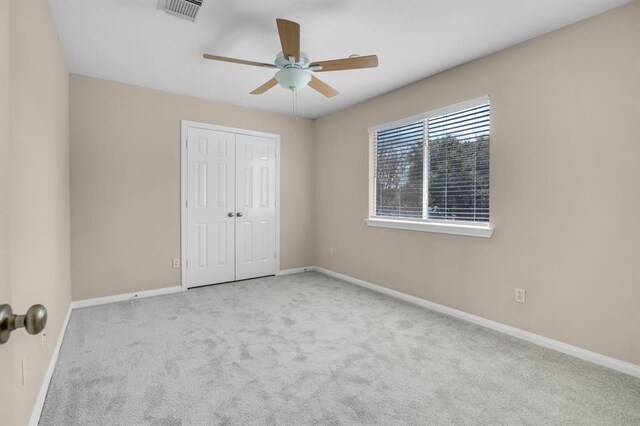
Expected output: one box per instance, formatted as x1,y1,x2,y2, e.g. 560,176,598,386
275,51,310,69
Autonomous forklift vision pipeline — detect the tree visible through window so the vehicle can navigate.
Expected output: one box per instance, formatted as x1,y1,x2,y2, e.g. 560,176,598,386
372,100,490,223
375,121,424,218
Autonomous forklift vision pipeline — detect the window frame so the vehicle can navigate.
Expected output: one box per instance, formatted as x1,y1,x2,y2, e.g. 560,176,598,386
367,96,494,238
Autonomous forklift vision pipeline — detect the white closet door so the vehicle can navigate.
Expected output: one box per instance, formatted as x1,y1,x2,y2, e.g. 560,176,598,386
186,127,236,287
234,134,277,280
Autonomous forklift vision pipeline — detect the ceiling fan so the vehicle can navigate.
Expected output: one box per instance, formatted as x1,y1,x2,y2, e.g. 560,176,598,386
203,18,379,98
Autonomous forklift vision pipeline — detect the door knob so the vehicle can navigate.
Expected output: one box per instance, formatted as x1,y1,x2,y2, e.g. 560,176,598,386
236,212,243,217
0,304,47,345
227,212,235,217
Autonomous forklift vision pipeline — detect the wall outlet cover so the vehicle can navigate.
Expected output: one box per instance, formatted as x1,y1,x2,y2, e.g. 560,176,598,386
22,357,27,386
515,288,526,304
172,258,180,269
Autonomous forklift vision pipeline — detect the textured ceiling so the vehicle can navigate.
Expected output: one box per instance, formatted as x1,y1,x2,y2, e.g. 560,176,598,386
49,0,630,119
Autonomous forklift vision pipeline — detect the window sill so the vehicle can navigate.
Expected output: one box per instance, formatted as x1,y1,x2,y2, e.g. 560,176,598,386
365,218,494,238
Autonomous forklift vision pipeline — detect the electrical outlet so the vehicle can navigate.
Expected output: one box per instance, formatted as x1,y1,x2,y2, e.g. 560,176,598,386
22,357,27,386
515,288,526,304
172,258,180,269
329,248,334,256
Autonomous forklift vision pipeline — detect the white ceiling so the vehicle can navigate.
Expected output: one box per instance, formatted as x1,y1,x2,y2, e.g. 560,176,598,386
49,0,630,119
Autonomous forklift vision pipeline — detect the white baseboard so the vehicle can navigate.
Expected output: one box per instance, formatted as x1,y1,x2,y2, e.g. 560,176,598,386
313,266,640,379
29,304,73,426
276,266,315,276
71,285,183,309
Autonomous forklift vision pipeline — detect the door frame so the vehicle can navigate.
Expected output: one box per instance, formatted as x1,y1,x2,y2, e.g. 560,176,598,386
180,120,281,291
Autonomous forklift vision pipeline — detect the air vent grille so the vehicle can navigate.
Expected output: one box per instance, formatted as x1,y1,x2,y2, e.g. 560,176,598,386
159,0,203,22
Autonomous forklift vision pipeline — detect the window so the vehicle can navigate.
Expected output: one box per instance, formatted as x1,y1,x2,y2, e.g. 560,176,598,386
367,97,493,237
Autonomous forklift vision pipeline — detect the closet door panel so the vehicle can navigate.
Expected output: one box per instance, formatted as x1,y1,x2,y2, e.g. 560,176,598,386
185,127,236,288
235,134,276,280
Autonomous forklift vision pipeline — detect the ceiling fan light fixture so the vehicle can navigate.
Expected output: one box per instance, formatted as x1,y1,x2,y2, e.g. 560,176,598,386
275,68,311,91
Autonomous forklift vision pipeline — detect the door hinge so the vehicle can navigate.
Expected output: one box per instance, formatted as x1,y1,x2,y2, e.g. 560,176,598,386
185,200,188,208
186,259,188,268
186,139,188,149
274,251,277,259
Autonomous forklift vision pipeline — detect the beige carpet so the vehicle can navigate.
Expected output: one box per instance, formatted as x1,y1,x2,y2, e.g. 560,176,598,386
40,272,640,425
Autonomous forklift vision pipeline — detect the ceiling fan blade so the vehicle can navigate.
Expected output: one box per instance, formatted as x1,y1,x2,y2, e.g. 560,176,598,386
250,78,278,95
276,19,300,63
203,53,276,68
310,55,379,72
308,76,339,98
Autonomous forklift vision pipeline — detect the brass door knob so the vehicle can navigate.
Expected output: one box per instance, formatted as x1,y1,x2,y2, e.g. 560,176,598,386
0,304,47,344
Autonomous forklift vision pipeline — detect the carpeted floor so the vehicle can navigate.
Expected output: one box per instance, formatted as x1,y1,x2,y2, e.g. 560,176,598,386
40,272,640,425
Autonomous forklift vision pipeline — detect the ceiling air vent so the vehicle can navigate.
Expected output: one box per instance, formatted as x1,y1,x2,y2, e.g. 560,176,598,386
158,0,203,22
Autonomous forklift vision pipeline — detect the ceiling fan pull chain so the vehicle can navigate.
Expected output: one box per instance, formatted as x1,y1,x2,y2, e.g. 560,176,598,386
292,88,298,120
290,89,298,138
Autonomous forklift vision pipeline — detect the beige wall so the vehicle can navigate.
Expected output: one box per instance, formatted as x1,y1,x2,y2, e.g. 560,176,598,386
0,0,72,424
70,75,314,300
314,1,640,365
0,0,12,421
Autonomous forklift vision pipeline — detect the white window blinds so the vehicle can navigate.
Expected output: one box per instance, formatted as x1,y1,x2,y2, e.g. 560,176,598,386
373,121,425,218
427,102,490,222
370,99,490,224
